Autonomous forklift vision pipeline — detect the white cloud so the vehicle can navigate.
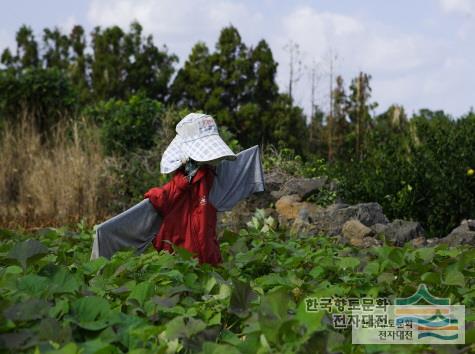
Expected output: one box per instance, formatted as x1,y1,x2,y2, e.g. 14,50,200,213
358,34,434,73
439,0,474,15
277,6,438,73
87,0,263,60
271,6,461,116
278,8,363,60
358,52,474,117
89,0,198,36
438,0,475,41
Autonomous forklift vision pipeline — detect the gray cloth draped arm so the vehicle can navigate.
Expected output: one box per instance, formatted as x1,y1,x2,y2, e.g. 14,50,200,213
90,144,265,260
90,198,162,260
208,145,265,211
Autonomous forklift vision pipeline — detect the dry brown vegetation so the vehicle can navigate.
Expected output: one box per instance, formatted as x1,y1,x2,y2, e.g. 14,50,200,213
0,115,119,230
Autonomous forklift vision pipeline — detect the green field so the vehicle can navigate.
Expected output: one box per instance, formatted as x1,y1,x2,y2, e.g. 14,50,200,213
0,211,473,353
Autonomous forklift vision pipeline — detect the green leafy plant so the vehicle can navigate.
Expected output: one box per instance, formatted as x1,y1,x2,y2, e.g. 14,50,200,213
0,220,473,353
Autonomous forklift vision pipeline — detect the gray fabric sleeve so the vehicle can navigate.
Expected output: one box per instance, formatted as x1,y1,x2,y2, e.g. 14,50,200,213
94,199,162,259
208,145,265,212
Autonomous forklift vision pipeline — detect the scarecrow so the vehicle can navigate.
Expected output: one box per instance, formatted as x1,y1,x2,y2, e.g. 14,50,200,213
90,113,265,266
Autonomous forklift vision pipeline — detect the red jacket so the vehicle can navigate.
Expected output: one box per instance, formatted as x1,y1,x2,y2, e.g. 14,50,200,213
144,165,222,266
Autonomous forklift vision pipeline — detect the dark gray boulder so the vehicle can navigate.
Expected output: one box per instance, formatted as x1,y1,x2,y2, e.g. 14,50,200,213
436,219,475,246
312,202,389,236
383,219,425,246
271,176,328,200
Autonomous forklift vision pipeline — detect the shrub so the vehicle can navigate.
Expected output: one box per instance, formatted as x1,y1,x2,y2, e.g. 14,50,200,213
263,145,329,178
0,68,78,136
334,110,475,237
409,111,475,235
85,94,165,155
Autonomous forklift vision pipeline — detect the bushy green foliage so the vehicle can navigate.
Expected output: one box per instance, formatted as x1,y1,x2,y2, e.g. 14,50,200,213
0,68,77,134
263,147,327,178
89,22,177,101
217,125,243,154
268,93,308,155
409,111,475,235
334,109,475,236
0,216,473,353
1,22,177,104
85,95,165,155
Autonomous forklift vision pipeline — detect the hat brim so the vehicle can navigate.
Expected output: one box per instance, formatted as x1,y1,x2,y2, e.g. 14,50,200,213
181,134,237,162
160,135,187,174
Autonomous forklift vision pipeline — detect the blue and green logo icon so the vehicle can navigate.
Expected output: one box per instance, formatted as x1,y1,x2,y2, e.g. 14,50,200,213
395,284,461,342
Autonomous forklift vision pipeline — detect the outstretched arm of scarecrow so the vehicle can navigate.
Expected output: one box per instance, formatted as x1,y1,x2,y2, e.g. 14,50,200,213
144,169,190,215
209,145,265,212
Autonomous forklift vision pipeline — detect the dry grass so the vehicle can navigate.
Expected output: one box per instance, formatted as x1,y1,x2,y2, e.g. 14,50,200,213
0,115,119,230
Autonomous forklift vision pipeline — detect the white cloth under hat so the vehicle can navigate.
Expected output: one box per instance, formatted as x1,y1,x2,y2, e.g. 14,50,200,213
160,135,188,174
160,113,237,174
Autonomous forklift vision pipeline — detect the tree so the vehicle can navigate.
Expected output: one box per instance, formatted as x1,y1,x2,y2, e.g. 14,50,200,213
89,25,127,100
0,48,15,70
16,25,40,69
85,94,165,155
238,39,279,147
43,27,71,70
332,75,350,159
0,67,77,137
89,22,177,101
270,93,308,155
283,40,304,102
169,41,213,109
1,25,40,70
347,72,378,160
307,104,326,157
249,40,278,107
373,104,408,135
69,25,89,102
326,50,337,161
209,25,251,130
309,60,322,122
169,27,281,148
123,22,177,100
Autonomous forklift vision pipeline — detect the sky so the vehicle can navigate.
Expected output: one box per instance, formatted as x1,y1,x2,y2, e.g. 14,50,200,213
1,0,474,118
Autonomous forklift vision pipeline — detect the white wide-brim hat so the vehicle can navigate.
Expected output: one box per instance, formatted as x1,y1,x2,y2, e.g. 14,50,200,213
160,113,237,174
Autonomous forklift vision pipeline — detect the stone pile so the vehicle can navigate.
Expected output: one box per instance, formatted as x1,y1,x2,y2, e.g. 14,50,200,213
216,168,474,248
